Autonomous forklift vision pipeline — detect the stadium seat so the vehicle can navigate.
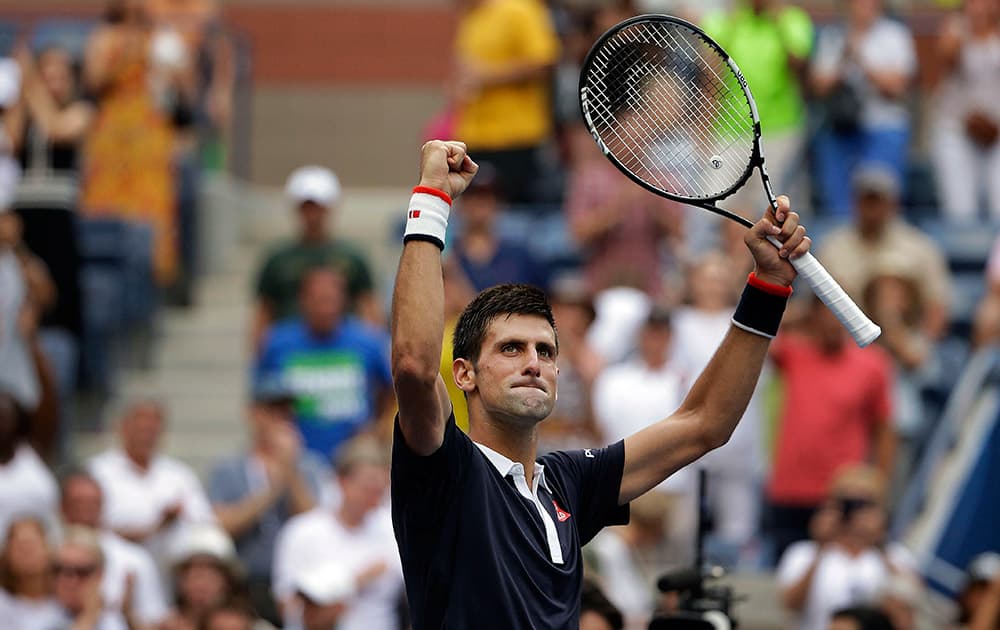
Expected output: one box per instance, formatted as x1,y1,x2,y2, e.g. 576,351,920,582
30,18,96,60
919,218,999,272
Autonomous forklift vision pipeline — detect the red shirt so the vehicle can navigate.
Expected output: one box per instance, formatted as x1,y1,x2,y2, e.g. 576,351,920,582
767,334,893,505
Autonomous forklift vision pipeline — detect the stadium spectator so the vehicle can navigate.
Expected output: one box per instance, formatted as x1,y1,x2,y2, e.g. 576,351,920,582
10,42,91,441
701,0,813,206
60,469,169,628
952,551,1000,630
208,378,327,624
932,0,1000,221
809,0,917,217
777,465,918,630
819,163,952,341
0,393,58,538
451,0,560,203
973,233,1000,348
592,308,695,563
81,0,179,285
0,517,63,629
271,435,403,630
252,165,379,350
51,526,130,629
162,524,249,630
439,258,475,432
0,190,57,437
672,252,765,564
449,163,549,292
537,278,604,452
255,267,393,459
767,294,895,561
585,491,672,629
579,578,625,630
862,253,934,478
565,120,684,298
88,399,216,565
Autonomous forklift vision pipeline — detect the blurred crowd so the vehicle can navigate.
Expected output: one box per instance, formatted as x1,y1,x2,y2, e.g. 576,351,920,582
2,0,1000,629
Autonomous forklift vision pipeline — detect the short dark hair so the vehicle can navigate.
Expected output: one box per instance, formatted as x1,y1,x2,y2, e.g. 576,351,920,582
830,606,895,630
452,284,557,364
580,578,624,630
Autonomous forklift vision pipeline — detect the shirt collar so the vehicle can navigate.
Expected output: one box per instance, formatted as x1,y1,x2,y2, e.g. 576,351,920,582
473,442,551,493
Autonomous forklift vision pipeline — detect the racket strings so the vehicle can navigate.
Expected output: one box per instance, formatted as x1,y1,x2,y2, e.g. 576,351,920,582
582,20,756,199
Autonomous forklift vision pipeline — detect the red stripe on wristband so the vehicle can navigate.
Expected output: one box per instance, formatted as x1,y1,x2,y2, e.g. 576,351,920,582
747,272,793,298
412,186,452,206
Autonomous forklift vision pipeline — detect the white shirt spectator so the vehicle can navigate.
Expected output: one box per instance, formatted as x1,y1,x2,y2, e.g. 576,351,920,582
88,449,215,565
777,540,918,630
99,531,169,626
587,529,655,627
0,590,64,630
592,357,688,492
812,18,917,129
273,506,403,630
0,444,58,538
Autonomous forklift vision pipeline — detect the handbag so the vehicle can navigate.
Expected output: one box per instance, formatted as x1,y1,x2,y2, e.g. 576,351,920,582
825,81,862,134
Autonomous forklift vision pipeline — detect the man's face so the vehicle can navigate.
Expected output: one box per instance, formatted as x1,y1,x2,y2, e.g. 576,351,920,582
121,403,164,464
458,314,558,425
53,544,102,614
856,191,895,234
300,270,346,336
297,200,329,238
61,477,103,529
339,463,390,516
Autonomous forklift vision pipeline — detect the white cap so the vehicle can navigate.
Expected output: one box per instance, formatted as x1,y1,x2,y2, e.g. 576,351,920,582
169,524,237,568
294,562,355,605
285,166,341,207
0,58,21,108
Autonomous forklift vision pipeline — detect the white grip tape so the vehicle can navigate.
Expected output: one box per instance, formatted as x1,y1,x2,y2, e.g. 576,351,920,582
770,236,881,347
403,191,451,249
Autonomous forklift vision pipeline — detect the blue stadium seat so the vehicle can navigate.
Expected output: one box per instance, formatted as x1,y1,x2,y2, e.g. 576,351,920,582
919,218,999,271
30,18,96,60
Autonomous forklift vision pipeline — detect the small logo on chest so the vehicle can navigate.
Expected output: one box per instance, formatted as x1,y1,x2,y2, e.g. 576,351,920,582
552,500,571,522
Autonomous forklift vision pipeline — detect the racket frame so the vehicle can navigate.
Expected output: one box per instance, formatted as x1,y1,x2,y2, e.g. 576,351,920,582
578,14,882,347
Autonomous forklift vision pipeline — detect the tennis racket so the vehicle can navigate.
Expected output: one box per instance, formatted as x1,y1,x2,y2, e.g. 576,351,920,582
579,14,881,347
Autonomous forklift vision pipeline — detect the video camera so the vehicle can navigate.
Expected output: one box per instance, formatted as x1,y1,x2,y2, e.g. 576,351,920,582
648,470,742,630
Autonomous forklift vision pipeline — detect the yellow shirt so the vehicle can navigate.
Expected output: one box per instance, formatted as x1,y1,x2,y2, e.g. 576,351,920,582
455,0,560,150
441,320,470,432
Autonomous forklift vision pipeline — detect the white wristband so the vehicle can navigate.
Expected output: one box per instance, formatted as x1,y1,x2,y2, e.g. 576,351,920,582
403,186,452,250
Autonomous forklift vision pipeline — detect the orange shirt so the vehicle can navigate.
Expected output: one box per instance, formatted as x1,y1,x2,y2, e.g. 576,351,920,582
454,0,559,150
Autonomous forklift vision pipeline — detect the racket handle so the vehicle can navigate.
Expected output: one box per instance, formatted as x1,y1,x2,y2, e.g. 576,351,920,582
782,247,882,347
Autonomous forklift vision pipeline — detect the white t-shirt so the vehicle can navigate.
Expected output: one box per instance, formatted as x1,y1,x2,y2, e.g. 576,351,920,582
592,357,690,492
670,306,764,475
0,445,58,538
88,449,216,565
776,541,918,630
272,506,403,630
812,18,917,129
99,531,169,626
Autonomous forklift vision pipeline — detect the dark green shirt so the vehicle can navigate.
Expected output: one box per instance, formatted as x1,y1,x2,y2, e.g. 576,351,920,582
254,239,374,321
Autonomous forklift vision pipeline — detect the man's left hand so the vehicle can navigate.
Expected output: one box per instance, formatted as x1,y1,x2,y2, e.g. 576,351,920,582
743,195,810,287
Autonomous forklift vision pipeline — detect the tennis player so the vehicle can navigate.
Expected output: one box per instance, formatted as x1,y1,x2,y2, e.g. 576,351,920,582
390,140,810,629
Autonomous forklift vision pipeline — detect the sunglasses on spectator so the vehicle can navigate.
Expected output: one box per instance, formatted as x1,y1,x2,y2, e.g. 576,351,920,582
53,563,98,578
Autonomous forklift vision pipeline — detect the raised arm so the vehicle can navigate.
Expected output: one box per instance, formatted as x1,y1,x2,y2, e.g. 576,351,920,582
619,197,810,504
391,141,478,455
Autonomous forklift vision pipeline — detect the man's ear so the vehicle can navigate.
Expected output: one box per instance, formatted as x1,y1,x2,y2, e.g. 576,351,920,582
453,358,476,393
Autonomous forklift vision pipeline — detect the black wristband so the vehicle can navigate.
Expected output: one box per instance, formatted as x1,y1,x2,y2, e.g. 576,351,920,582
731,283,789,339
